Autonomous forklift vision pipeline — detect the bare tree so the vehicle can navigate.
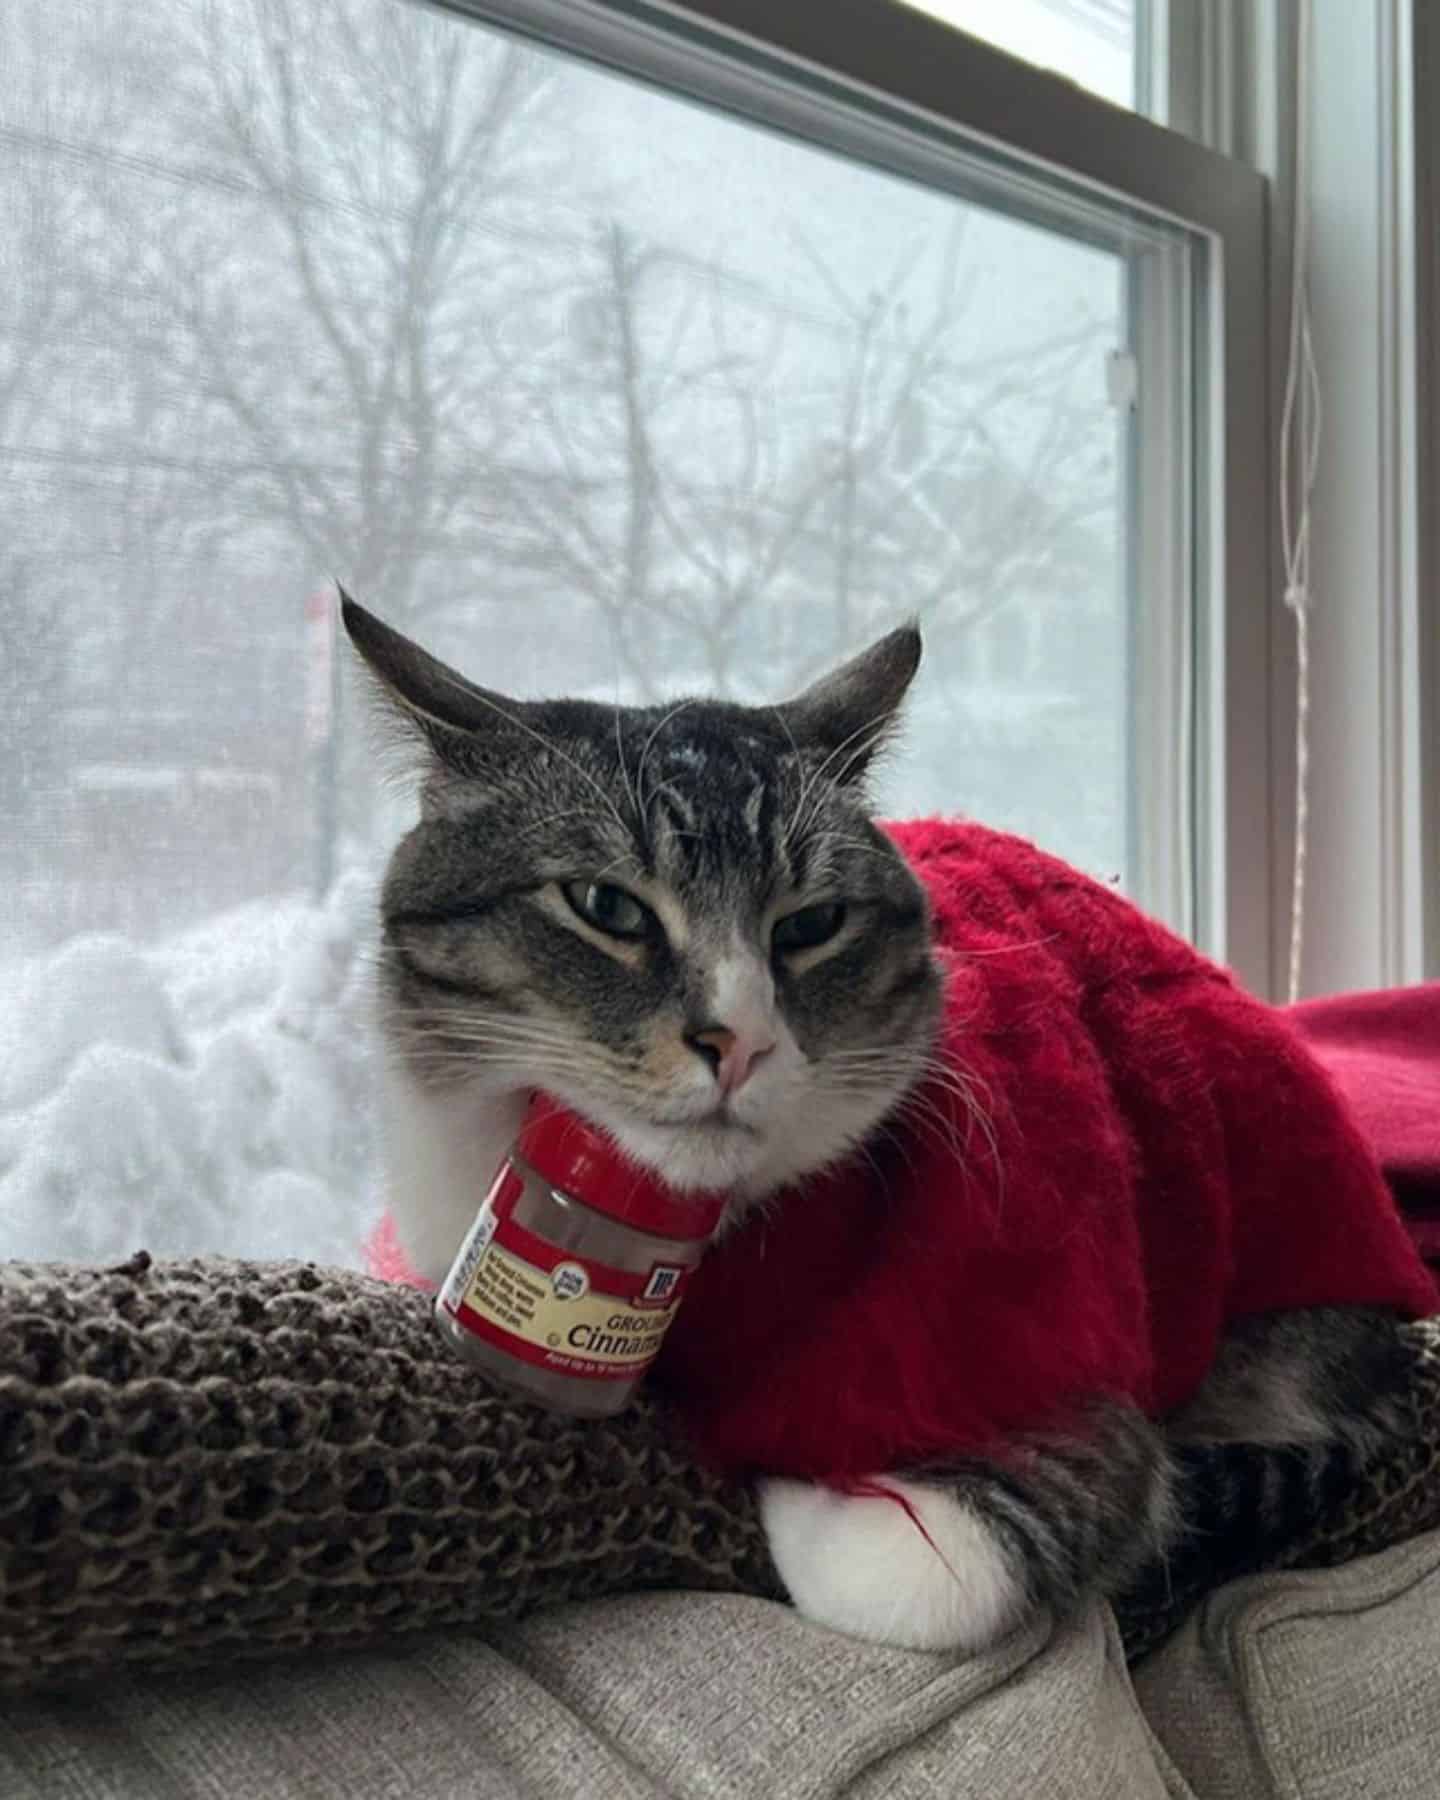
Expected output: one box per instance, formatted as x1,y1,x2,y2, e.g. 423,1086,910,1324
490,218,1114,701
88,0,561,623
70,0,1114,703
3,0,1121,924
0,2,140,838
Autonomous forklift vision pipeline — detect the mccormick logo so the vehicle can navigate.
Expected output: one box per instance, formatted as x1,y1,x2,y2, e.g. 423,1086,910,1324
641,1264,683,1303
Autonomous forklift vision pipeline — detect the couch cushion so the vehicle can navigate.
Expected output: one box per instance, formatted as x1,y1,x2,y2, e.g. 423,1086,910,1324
1134,1530,1440,1800
0,1592,1190,1800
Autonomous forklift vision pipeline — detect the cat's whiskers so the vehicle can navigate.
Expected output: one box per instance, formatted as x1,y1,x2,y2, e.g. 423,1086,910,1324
403,1042,585,1070
411,1018,597,1056
960,935,1062,960
782,707,897,850
588,849,646,886
403,1013,607,1066
613,704,642,835
915,1055,1005,1189
852,1131,897,1197
407,1038,592,1067
401,1045,603,1089
828,1044,1006,1213
817,1061,931,1186
513,806,619,841
790,826,912,875
856,1106,926,1195
453,687,634,845
809,710,895,790
899,1086,972,1170
402,1023,597,1061
767,706,807,876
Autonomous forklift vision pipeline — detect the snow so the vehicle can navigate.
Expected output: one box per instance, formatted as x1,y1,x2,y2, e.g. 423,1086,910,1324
0,935,187,1116
0,870,384,1270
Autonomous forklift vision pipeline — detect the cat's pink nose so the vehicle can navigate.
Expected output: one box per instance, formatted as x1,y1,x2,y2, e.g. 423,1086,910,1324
686,1024,776,1094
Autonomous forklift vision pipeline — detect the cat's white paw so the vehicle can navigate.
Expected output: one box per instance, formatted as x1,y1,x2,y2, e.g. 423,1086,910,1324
759,1475,1029,1653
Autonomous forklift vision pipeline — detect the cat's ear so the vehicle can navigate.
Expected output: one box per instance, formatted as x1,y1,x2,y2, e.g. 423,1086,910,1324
777,623,922,786
339,588,531,786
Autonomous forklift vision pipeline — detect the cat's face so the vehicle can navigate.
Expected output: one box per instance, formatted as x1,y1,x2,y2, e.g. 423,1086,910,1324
345,598,942,1199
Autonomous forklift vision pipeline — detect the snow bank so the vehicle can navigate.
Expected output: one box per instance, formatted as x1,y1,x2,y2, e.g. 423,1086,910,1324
0,870,384,1269
0,935,187,1116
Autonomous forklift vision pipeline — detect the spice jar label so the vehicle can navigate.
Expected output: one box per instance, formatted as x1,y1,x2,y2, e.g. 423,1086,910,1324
438,1167,692,1380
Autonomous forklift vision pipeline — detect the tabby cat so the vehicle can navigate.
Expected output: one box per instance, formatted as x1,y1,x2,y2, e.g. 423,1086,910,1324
344,593,1418,1652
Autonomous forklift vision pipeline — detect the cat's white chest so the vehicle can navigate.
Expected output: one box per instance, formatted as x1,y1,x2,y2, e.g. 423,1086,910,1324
382,1066,525,1284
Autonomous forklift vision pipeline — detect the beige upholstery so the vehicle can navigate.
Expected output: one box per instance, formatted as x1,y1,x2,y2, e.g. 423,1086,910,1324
10,1540,1440,1798
0,1593,1191,1800
1134,1532,1440,1800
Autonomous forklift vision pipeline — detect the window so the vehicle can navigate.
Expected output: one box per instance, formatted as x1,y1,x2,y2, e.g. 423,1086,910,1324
0,0,1266,1265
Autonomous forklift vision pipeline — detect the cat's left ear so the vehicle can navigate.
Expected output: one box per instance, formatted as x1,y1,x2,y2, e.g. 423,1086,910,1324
338,586,541,775
777,623,922,786
339,589,502,737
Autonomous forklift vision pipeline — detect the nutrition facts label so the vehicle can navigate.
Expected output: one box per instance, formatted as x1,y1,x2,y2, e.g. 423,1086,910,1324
466,1243,548,1336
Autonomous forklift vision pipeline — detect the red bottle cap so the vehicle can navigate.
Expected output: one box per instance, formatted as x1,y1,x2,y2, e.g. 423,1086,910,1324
517,1093,728,1241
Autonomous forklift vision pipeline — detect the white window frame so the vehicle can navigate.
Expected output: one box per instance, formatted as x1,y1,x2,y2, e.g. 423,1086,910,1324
1416,0,1440,980
436,0,1275,993
1307,0,1432,996
1171,0,1436,993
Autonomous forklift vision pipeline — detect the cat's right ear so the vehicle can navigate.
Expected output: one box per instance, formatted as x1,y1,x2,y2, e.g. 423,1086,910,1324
776,622,922,787
339,587,529,789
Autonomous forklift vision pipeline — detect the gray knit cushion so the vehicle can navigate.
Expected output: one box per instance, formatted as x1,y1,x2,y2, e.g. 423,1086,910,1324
0,1252,1437,1691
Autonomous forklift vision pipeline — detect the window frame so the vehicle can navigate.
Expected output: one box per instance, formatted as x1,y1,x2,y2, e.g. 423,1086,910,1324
1177,0,1436,995
433,0,1274,993
1417,0,1440,980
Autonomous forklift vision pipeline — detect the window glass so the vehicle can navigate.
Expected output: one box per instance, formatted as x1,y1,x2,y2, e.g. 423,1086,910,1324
0,0,1182,1264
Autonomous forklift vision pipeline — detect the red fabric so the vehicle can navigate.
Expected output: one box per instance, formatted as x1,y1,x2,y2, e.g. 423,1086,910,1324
1287,984,1440,1208
366,1212,436,1293
655,821,1437,1479
368,820,1438,1482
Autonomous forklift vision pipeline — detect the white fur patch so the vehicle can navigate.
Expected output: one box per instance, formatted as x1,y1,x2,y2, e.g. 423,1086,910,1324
381,1065,525,1284
707,947,775,1043
759,1475,1029,1653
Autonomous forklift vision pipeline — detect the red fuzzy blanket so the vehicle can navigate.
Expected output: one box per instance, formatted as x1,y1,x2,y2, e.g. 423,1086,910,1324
1290,983,1440,1263
370,820,1437,1482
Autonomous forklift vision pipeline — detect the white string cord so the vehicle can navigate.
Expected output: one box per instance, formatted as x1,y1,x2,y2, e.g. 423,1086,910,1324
1280,0,1322,1004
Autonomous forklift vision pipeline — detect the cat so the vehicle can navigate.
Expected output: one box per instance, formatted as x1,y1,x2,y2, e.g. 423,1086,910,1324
342,591,1428,1653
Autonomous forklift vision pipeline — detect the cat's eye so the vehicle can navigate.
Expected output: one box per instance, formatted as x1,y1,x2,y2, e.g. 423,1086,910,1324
562,880,653,941
772,902,848,956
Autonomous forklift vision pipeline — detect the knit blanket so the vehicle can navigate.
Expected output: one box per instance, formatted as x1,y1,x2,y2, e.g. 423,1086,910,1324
2,1253,1439,1692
